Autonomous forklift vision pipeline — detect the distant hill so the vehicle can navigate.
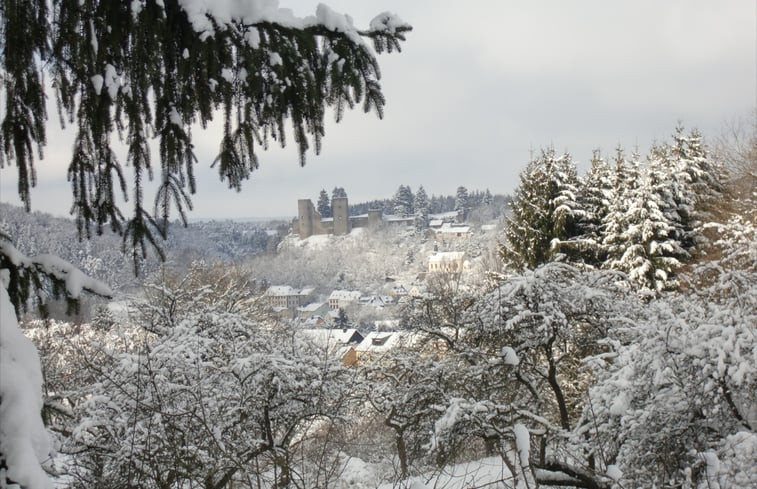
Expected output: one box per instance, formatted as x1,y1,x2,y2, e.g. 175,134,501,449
1,203,287,293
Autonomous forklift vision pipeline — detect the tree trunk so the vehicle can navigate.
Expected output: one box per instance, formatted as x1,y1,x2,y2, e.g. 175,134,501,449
396,433,409,479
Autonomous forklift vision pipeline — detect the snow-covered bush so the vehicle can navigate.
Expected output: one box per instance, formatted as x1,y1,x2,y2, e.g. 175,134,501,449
585,216,756,488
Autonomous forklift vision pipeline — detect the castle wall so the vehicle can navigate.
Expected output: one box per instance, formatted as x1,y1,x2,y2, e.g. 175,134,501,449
297,196,384,239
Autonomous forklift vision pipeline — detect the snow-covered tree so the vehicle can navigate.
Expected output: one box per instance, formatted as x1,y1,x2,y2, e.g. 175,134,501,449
600,146,688,293
668,126,726,249
66,263,351,488
585,216,756,488
573,150,614,266
360,351,454,479
500,148,583,270
454,186,469,219
0,240,111,488
317,189,332,218
392,184,414,217
332,186,348,200
414,185,430,231
423,263,635,489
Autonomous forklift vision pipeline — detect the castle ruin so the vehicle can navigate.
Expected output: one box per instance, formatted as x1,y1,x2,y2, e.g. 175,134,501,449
296,196,383,239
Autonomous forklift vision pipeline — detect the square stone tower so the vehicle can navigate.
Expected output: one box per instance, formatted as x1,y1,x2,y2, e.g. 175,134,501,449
332,197,350,235
298,199,316,239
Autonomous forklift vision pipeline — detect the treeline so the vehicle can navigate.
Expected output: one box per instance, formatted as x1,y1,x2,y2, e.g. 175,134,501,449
501,125,724,293
346,186,507,218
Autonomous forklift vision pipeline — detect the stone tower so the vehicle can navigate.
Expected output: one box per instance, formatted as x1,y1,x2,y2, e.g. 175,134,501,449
298,199,316,239
332,197,350,235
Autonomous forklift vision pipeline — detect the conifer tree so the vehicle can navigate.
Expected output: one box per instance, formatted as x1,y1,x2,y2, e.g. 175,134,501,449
603,149,686,293
414,185,430,230
500,147,583,270
331,186,348,200
317,189,331,218
392,184,414,217
454,186,469,219
574,150,614,266
483,188,493,206
668,126,725,249
601,146,641,268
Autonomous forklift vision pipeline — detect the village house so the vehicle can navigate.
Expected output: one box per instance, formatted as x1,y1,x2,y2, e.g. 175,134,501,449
342,330,451,367
328,290,362,310
408,284,428,298
433,222,471,241
341,331,415,366
265,286,312,310
296,302,330,320
428,251,466,273
389,285,408,298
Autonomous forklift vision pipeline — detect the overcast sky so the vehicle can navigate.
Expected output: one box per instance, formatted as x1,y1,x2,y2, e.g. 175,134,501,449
1,0,755,220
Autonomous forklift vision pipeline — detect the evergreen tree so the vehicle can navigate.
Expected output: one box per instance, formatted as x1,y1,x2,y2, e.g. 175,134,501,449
574,150,614,266
332,187,348,200
335,307,349,328
392,184,414,217
603,150,686,293
454,186,469,219
414,185,430,230
601,146,641,267
483,188,494,206
1,1,410,263
668,126,725,250
500,148,583,270
317,189,331,218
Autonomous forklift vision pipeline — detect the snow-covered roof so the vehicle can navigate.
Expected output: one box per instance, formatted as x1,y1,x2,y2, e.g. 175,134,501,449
328,290,362,301
297,302,326,312
429,252,465,263
374,319,400,330
354,331,423,354
359,295,393,307
299,328,363,350
480,224,497,232
299,287,315,296
436,223,471,234
265,285,299,296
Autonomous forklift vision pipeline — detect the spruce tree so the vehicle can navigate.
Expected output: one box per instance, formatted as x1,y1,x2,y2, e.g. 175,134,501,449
414,185,430,230
392,184,414,217
604,168,686,293
574,150,614,266
500,147,583,270
332,186,348,200
601,146,686,293
601,146,642,268
317,189,331,218
668,126,725,249
454,186,469,219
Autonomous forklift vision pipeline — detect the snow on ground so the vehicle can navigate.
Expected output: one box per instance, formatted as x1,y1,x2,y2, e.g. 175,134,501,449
375,457,512,489
284,227,367,250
